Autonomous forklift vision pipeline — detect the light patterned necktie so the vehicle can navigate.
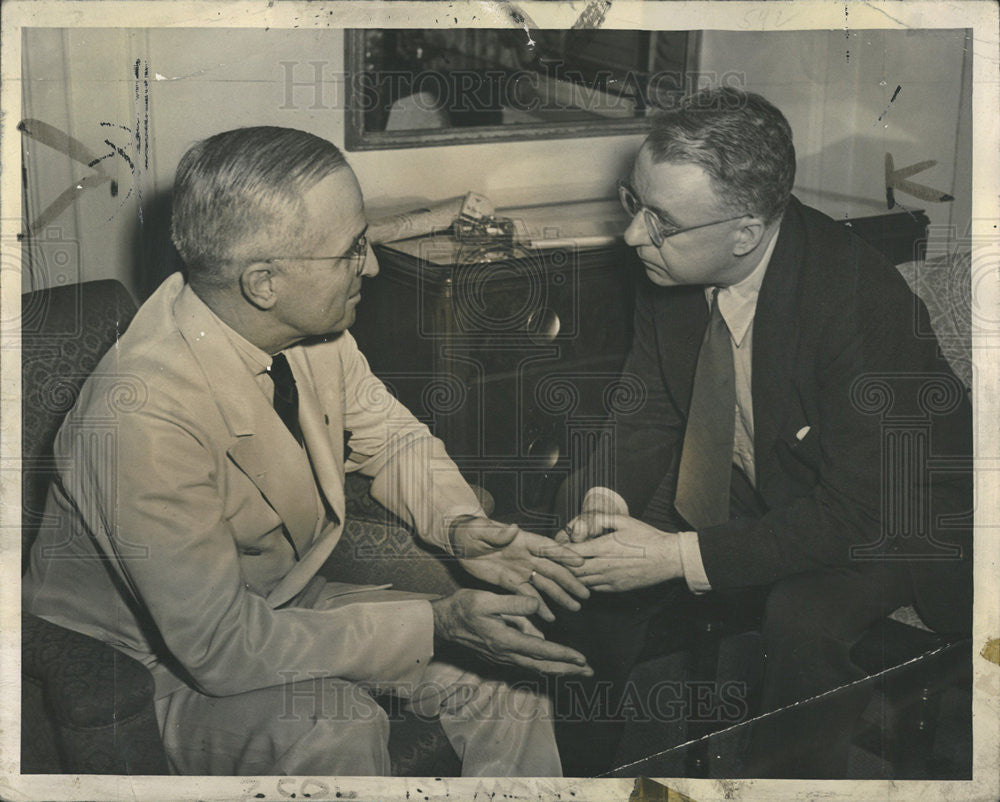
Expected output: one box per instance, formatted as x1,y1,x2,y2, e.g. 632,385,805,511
674,288,736,529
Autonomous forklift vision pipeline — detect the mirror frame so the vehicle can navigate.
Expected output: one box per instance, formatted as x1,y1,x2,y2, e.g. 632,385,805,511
344,29,702,151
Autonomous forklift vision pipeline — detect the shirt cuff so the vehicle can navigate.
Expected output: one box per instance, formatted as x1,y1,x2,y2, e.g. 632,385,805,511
581,486,630,515
678,531,712,594
439,505,489,556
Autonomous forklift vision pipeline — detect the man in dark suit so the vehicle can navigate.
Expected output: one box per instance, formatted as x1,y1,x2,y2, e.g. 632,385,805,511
556,87,972,777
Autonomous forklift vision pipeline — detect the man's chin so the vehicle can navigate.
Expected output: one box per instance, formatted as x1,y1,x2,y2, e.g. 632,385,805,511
642,264,676,287
312,311,356,340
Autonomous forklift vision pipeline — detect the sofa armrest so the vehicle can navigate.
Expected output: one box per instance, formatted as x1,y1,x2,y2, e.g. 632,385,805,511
22,612,170,774
22,612,154,727
322,473,468,596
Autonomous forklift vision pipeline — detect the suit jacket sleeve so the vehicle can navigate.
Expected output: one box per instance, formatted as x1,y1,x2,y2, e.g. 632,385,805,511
565,284,689,530
697,242,972,591
337,331,485,553
55,394,434,699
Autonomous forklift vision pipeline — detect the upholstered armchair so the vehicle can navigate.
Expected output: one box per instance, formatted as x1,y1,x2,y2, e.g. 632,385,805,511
20,279,167,774
20,279,463,776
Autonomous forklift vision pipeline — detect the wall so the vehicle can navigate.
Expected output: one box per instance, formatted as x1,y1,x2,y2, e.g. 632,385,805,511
21,29,151,297
20,27,971,298
698,28,972,251
21,27,643,299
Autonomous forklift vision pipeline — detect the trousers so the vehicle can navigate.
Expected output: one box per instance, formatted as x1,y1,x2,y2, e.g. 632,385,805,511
551,562,916,778
742,561,915,778
154,585,560,776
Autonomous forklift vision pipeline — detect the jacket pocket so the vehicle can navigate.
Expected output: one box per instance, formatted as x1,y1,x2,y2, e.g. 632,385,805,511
775,418,821,484
225,494,291,559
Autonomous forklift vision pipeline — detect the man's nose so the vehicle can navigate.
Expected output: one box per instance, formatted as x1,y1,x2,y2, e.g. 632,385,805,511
623,210,650,248
361,241,379,278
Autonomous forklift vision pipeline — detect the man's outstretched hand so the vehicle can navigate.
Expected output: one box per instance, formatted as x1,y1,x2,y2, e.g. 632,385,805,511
430,589,593,676
450,517,590,621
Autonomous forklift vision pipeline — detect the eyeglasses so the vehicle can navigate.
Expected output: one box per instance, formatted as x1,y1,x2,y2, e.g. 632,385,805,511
260,233,369,277
617,180,746,248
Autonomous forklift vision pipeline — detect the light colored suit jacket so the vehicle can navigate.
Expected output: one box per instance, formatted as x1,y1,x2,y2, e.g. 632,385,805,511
23,273,485,698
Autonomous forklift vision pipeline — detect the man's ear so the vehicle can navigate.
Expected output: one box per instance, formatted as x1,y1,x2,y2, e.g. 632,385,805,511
240,264,279,310
733,216,766,256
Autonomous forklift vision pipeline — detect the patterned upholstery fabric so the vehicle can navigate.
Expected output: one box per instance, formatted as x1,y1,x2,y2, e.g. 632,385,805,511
20,280,168,774
21,279,138,569
330,473,467,597
385,701,464,777
890,253,973,632
20,679,61,774
21,612,169,774
896,252,973,391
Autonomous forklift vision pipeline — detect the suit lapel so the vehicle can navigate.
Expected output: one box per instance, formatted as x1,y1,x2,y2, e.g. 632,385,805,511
226,434,318,558
264,342,350,608
650,199,807,502
289,346,346,527
656,285,710,414
173,285,320,555
752,200,805,491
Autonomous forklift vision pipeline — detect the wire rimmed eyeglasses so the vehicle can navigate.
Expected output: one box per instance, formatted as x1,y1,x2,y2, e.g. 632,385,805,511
260,233,369,277
617,180,747,248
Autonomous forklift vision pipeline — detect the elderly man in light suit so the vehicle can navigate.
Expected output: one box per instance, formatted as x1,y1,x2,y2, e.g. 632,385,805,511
22,126,592,776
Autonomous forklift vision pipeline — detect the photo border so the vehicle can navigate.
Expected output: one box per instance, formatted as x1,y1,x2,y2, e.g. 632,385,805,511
2,2,997,800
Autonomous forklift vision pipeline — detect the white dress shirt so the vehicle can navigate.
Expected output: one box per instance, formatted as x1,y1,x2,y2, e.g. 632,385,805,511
219,318,284,401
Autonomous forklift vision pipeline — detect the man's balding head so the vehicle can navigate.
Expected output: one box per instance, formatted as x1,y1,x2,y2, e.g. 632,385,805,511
643,87,796,226
171,126,349,291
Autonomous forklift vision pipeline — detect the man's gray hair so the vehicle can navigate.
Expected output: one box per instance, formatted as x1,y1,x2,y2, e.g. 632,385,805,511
171,126,348,288
645,87,796,225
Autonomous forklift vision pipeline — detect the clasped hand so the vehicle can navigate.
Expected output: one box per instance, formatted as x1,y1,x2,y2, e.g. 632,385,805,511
556,511,684,593
450,517,590,621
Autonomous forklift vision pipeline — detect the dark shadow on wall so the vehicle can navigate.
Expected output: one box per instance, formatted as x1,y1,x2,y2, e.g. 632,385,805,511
129,188,185,303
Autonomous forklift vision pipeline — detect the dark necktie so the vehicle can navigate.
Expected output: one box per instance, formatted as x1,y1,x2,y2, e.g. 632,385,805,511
268,352,304,447
674,288,736,530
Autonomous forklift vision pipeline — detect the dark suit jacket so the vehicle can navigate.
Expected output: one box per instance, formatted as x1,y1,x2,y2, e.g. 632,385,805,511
582,196,972,635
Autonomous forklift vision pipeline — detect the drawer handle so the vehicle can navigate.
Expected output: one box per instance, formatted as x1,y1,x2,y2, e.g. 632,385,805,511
526,307,560,343
526,437,560,468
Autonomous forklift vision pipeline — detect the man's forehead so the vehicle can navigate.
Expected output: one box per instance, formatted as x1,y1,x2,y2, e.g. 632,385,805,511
303,169,365,229
303,167,362,206
631,151,716,204
633,147,697,179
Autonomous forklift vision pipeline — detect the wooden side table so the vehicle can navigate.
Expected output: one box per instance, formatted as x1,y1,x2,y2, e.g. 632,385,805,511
351,233,640,530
